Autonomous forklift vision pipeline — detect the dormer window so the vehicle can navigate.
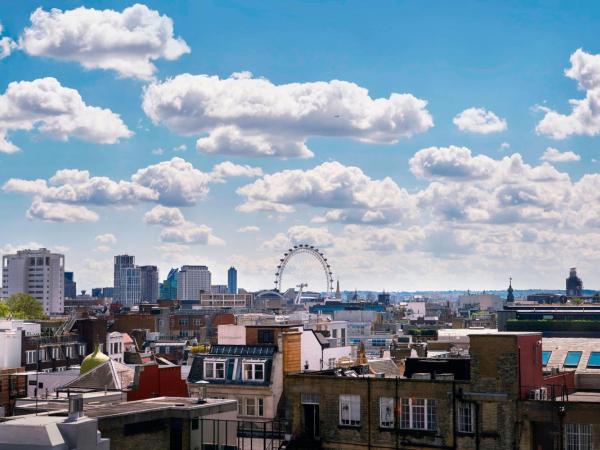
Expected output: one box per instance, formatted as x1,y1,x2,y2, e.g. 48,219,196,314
242,360,265,381
204,359,226,380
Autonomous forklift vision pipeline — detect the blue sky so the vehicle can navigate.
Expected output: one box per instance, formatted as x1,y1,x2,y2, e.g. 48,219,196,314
1,1,600,292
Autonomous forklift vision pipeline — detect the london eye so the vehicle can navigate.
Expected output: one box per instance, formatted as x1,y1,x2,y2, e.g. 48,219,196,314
274,244,334,295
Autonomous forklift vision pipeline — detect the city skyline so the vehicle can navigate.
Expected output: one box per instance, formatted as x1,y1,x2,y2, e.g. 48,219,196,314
2,1,600,292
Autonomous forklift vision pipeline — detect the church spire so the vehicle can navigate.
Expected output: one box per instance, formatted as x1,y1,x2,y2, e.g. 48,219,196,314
507,276,515,303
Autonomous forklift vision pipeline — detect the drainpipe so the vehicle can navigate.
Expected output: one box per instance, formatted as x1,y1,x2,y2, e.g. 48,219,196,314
395,376,399,450
452,381,457,450
367,376,372,450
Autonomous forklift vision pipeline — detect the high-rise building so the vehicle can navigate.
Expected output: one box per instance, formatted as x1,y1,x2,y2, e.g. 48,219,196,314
1,248,65,314
139,265,159,303
211,284,228,294
177,265,211,301
159,268,178,300
64,271,77,299
113,255,141,307
227,266,237,294
566,267,583,297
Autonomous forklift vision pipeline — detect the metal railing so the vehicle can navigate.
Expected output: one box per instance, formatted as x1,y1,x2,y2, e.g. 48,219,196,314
195,419,288,450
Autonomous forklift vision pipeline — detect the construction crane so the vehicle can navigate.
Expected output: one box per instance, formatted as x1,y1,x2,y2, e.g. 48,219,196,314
294,283,308,305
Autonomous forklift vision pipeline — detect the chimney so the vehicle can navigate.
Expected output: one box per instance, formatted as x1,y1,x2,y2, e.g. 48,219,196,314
68,394,84,421
281,329,302,375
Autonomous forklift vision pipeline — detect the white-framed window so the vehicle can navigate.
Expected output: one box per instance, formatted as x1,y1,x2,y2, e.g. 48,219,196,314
399,398,437,431
241,397,264,417
380,397,394,428
457,401,475,433
25,350,36,364
64,346,73,358
565,423,592,450
339,394,361,427
50,347,60,359
78,344,86,356
38,349,47,361
242,361,265,381
204,360,225,379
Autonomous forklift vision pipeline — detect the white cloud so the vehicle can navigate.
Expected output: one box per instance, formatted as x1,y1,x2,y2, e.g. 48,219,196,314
210,161,263,182
0,23,16,60
173,144,187,152
26,201,99,222
0,77,132,153
261,226,335,251
95,233,117,244
237,225,260,233
20,4,190,80
160,223,224,246
540,147,581,163
143,205,186,226
453,107,507,134
500,142,510,151
131,157,212,206
4,157,260,221
152,147,164,155
409,146,496,180
537,49,600,139
95,245,112,253
142,72,433,158
237,161,416,224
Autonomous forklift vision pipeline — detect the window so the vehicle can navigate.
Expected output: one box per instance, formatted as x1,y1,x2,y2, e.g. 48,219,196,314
179,319,188,326
564,351,583,368
243,361,265,381
379,397,394,428
458,402,475,433
204,360,225,379
542,351,552,367
258,329,275,344
78,344,86,356
243,397,264,417
50,347,60,359
565,423,592,450
25,350,36,364
399,398,436,431
38,349,47,361
339,395,360,426
587,352,600,368
64,346,73,358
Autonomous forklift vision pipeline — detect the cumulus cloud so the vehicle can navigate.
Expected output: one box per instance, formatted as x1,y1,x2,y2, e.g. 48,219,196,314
262,226,335,251
210,161,263,182
536,49,600,139
409,146,496,180
237,225,260,233
95,233,117,244
26,201,98,222
160,223,224,246
142,72,433,158
4,157,257,221
453,107,507,134
0,77,132,153
143,205,186,226
20,4,190,80
0,23,16,60
130,157,212,206
237,161,416,224
540,147,581,163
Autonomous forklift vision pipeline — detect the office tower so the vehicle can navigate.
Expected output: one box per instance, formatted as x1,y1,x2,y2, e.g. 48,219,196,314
113,255,141,307
566,267,583,297
211,284,228,294
64,271,77,299
139,265,159,303
1,248,65,314
177,265,211,301
159,268,178,300
227,266,237,294
91,288,102,298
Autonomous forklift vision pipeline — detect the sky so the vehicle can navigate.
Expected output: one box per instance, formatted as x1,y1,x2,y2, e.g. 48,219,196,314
1,1,600,293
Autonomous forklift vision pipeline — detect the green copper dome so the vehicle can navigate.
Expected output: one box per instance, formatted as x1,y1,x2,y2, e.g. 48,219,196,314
80,345,110,374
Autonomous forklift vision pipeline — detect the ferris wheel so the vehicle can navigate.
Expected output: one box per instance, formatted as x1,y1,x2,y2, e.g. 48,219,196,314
274,244,334,294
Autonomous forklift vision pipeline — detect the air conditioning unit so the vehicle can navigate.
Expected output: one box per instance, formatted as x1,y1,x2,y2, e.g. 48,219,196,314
412,373,431,380
529,389,541,400
539,387,548,400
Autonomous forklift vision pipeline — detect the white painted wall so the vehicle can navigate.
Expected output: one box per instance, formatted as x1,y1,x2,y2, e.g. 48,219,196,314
300,329,353,371
217,324,246,345
106,332,124,363
26,369,79,397
0,330,21,369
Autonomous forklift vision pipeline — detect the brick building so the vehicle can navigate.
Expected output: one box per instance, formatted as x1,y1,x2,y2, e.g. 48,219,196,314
284,332,553,449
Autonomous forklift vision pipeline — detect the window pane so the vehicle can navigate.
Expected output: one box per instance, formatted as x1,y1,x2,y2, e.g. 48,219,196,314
412,399,425,429
255,364,264,380
427,400,437,431
565,423,592,450
564,351,582,368
542,351,552,366
379,397,394,428
400,399,410,429
587,352,600,368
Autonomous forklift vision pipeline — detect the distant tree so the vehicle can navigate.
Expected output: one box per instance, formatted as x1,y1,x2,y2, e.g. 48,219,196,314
0,301,9,318
5,293,45,320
